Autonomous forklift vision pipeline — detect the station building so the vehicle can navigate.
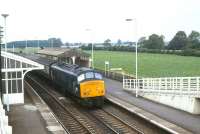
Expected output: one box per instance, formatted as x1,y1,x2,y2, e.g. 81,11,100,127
36,48,91,67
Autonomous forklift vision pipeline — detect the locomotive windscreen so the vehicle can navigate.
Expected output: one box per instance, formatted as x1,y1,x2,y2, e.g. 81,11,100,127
78,72,102,82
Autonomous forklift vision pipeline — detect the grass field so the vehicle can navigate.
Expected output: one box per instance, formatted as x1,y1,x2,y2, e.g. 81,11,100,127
8,47,200,78
86,50,200,78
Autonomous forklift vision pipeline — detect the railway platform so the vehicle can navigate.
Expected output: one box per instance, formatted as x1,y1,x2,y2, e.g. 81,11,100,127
105,78,200,134
8,81,66,134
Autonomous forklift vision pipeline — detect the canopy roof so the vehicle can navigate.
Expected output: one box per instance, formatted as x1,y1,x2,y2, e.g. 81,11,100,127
36,48,90,58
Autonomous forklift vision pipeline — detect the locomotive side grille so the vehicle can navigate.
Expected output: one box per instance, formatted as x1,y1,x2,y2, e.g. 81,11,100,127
80,80,105,98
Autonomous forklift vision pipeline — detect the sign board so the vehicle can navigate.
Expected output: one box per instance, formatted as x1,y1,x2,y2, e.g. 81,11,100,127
105,61,109,65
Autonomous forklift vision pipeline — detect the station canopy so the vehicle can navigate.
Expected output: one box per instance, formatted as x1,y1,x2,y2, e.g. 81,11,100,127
36,48,90,59
1,51,44,105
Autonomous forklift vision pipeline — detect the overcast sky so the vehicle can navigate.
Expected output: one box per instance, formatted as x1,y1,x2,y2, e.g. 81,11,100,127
0,0,199,43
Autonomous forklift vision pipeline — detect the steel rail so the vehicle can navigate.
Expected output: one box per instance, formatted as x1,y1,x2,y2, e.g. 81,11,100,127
26,75,94,134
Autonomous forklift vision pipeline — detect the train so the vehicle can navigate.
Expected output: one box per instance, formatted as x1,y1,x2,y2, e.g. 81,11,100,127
34,57,105,107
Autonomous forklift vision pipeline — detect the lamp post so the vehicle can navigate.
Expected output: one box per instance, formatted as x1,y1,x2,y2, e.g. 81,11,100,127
51,39,53,48
35,37,40,51
125,18,138,97
86,28,94,69
2,13,10,111
12,43,14,53
0,26,3,101
25,39,27,54
38,39,40,50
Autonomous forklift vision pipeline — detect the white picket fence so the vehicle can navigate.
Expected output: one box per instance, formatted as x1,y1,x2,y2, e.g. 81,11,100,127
123,77,200,97
0,99,12,134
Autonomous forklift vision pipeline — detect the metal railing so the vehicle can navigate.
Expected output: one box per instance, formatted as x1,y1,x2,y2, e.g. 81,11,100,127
123,77,200,97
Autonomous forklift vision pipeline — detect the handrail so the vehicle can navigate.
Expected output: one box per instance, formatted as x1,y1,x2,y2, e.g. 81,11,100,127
123,77,200,97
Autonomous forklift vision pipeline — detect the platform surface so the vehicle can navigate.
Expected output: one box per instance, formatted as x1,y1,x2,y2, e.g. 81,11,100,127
104,78,200,133
8,90,51,134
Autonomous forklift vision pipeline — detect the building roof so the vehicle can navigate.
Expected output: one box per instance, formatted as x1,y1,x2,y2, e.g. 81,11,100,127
36,48,90,58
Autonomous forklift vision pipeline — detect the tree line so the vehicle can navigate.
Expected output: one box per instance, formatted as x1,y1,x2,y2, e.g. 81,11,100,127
135,31,200,50
5,38,63,48
82,30,200,57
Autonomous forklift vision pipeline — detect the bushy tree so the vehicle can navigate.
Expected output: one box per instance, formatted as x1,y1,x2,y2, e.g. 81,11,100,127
168,31,187,50
103,39,111,47
137,37,146,48
187,31,200,49
48,38,63,47
142,34,164,49
117,39,122,45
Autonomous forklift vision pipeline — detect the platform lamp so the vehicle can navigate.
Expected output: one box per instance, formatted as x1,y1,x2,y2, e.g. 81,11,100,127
85,28,94,69
0,25,3,101
125,18,138,97
2,13,9,111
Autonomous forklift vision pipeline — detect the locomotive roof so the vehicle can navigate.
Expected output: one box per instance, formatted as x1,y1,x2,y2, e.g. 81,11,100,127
51,63,94,75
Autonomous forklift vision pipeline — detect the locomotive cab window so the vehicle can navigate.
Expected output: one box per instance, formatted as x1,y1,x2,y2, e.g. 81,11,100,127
85,72,94,79
94,73,102,79
78,74,85,82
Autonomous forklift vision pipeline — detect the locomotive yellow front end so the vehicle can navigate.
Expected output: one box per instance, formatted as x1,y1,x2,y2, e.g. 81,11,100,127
80,80,105,98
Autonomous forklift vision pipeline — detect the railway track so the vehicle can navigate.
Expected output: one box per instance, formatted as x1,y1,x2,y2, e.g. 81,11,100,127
26,75,94,134
25,73,169,134
27,75,135,134
90,109,143,134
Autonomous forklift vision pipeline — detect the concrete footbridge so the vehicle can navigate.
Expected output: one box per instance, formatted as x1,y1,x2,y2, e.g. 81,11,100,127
123,77,200,114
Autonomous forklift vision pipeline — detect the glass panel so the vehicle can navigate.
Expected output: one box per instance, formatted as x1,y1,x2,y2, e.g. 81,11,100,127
18,80,22,93
2,72,5,79
95,73,102,79
12,80,17,93
17,72,22,78
85,72,94,79
78,74,85,82
8,80,12,93
2,80,5,93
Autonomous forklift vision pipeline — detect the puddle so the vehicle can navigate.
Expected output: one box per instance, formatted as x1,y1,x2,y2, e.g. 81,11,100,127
58,97,66,100
46,126,63,131
24,104,37,111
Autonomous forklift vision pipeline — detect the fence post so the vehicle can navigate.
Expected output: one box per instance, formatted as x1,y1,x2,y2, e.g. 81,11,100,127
198,77,200,97
148,78,150,90
159,78,161,95
181,78,183,96
152,78,154,91
197,77,199,91
188,78,190,94
123,76,124,89
143,79,145,91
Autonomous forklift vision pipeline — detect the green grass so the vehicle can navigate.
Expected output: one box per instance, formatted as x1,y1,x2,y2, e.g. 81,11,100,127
86,50,200,78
